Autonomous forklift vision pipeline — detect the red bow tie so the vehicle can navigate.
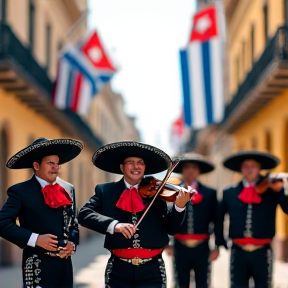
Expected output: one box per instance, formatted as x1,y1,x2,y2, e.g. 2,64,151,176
41,183,72,208
116,187,145,213
191,192,203,204
238,185,262,204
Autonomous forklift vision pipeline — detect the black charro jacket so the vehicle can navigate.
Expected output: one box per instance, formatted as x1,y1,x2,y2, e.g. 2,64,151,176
216,180,288,247
0,175,79,250
78,178,186,250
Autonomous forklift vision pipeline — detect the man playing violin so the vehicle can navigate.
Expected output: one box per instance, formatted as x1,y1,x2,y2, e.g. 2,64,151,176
216,150,288,288
169,153,218,288
78,141,192,288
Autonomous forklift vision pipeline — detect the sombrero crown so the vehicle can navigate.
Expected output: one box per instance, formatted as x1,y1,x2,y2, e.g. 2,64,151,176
6,137,83,169
173,152,215,174
92,141,171,175
223,150,280,172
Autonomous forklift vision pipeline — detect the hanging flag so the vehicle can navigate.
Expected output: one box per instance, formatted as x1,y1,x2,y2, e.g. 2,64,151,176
53,30,116,114
180,5,224,129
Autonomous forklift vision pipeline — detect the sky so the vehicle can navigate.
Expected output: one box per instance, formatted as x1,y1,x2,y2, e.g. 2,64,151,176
88,0,196,155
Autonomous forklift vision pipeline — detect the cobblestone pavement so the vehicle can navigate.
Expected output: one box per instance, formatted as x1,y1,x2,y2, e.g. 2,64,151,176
1,237,288,288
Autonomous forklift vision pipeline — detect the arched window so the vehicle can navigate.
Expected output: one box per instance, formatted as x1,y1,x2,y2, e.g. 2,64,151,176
0,128,8,207
0,127,12,266
265,131,271,152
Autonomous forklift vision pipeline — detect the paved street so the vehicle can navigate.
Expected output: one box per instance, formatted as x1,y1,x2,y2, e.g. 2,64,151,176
1,235,288,288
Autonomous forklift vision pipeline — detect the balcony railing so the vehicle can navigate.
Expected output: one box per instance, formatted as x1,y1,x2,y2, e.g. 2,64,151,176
0,23,103,149
224,26,288,123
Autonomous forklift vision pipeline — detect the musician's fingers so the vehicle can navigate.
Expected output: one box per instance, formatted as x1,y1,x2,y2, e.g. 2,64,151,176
124,225,134,237
121,230,129,239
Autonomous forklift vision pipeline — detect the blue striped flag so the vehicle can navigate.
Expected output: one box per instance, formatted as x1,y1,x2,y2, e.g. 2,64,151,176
180,5,224,129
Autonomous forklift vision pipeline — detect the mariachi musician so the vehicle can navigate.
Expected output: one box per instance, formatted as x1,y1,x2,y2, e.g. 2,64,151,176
78,141,194,288
170,153,218,288
216,150,288,288
0,137,82,288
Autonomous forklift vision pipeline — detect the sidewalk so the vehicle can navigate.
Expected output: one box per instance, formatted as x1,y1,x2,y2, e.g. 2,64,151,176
1,239,288,288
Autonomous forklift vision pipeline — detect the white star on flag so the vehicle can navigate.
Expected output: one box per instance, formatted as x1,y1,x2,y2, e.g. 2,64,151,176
88,47,102,63
195,15,212,34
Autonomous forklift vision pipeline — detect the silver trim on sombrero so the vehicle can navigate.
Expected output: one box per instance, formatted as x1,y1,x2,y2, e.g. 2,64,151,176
92,141,171,166
6,139,83,168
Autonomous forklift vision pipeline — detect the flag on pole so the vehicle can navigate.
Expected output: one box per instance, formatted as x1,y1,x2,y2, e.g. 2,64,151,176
180,5,224,129
53,31,116,114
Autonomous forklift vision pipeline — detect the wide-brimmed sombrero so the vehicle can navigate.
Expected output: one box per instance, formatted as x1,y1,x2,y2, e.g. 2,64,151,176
223,150,280,172
173,152,215,174
92,141,171,175
6,137,83,169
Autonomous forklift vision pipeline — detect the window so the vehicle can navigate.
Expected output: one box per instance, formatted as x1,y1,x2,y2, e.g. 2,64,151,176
0,128,11,266
0,0,6,22
45,23,51,72
251,24,255,66
242,40,246,76
284,0,288,24
235,56,240,88
28,0,35,52
251,137,257,149
263,4,268,45
265,131,271,152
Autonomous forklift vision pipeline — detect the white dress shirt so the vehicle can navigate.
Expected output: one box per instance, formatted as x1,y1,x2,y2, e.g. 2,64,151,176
27,175,56,247
106,178,186,234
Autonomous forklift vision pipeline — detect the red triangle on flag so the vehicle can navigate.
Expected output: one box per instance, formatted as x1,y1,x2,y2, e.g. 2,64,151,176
190,5,218,42
81,31,116,71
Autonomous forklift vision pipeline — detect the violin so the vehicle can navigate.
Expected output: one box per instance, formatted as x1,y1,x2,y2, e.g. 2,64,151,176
134,159,194,229
139,176,195,202
255,172,288,194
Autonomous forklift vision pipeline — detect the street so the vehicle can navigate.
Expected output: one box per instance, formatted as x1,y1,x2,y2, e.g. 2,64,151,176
1,235,288,288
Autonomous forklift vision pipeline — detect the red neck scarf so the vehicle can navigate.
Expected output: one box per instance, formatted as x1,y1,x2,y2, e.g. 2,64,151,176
187,183,203,205
116,187,145,213
238,184,262,204
41,183,72,208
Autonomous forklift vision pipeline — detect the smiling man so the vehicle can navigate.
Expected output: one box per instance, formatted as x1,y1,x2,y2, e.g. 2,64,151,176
78,141,192,288
0,137,83,288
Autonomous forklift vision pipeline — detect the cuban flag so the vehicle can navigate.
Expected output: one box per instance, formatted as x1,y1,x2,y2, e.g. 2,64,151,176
53,31,116,114
180,5,224,129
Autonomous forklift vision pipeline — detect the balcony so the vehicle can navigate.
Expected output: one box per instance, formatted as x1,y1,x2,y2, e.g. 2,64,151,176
0,23,103,149
223,26,288,133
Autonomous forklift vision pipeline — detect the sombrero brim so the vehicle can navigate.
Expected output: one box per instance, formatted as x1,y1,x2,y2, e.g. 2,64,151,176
223,151,280,172
173,159,215,174
92,141,171,175
6,139,83,169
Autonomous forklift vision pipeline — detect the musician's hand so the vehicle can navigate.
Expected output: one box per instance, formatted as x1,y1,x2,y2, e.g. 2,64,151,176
164,245,174,256
209,248,219,262
63,241,75,254
114,223,136,239
36,234,58,251
175,187,194,208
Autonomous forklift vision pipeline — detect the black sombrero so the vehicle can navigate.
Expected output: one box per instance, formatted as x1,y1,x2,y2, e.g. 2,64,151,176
173,152,215,174
6,137,83,169
223,150,280,172
92,141,171,175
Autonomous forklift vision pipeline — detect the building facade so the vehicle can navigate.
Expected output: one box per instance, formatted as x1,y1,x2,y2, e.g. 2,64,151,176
0,0,139,266
192,0,288,261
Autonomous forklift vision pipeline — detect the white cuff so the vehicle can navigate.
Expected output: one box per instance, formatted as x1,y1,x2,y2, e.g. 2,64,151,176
27,233,39,247
107,220,119,234
174,204,186,212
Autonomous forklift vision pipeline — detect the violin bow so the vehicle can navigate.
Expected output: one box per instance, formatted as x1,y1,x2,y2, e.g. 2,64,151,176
134,159,180,229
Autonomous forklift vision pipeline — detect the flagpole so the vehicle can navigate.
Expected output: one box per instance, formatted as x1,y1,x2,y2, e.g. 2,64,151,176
62,10,90,45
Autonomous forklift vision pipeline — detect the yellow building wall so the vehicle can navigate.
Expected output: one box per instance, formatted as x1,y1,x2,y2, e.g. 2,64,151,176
234,90,288,240
228,0,285,97
0,88,103,264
